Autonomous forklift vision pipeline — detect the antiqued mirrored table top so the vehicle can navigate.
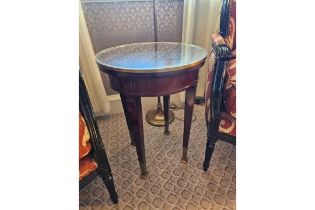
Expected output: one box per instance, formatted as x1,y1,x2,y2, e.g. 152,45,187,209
96,42,208,73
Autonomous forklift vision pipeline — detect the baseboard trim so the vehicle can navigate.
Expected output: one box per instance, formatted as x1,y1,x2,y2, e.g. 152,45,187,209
94,111,110,120
107,94,121,101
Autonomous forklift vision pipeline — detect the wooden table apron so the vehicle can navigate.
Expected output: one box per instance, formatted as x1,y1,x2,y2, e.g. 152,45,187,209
98,61,205,179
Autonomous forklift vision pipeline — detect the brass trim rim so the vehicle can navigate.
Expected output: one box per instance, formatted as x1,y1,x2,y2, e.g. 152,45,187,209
96,42,208,74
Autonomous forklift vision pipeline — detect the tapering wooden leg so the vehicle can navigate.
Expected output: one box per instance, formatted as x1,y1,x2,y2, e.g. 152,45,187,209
97,167,119,204
203,135,217,171
121,94,135,146
163,95,170,135
181,85,197,163
120,94,148,179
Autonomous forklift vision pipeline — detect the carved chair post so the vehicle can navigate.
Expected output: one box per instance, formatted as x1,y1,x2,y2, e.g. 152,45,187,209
203,0,236,171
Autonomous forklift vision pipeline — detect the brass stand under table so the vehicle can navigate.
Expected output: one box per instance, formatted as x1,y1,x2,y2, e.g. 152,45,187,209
96,42,207,178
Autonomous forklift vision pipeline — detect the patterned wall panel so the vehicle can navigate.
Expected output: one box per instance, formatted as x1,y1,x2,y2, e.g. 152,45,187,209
81,0,183,95
155,0,183,42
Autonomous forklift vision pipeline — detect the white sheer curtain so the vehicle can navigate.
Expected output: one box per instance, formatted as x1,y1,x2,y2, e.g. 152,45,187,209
80,2,111,115
179,0,222,102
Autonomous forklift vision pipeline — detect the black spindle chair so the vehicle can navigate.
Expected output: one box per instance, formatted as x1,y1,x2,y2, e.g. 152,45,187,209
79,73,118,203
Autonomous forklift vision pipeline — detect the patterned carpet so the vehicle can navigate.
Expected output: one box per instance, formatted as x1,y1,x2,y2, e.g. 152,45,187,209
79,105,236,210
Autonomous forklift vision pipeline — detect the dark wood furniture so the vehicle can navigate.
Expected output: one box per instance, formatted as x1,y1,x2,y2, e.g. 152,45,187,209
79,74,118,203
203,0,236,171
96,42,207,178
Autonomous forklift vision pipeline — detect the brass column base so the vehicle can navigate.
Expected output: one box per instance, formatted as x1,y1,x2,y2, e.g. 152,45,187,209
145,108,175,127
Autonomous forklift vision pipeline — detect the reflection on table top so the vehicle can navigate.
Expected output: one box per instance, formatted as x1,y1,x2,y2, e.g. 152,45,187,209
96,42,208,74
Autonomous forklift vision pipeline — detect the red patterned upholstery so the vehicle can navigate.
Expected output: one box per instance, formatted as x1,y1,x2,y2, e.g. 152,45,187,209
224,59,236,118
79,112,97,180
219,112,236,137
225,0,236,51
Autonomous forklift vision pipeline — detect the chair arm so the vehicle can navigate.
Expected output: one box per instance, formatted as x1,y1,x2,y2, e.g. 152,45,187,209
211,34,235,61
208,34,234,125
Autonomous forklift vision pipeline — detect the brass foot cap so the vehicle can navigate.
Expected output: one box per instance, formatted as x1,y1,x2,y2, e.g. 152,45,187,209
140,172,148,179
180,157,188,164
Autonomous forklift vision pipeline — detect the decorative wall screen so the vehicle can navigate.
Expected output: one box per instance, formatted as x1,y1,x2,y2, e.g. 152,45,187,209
81,0,184,95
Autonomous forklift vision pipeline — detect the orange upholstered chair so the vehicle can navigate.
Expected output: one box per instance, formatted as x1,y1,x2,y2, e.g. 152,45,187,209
79,113,97,181
79,73,118,203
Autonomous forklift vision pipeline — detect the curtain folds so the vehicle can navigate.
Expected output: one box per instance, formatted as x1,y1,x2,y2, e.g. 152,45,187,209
79,2,111,115
180,0,222,102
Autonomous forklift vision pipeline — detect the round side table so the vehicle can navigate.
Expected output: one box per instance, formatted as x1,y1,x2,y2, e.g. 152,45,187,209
96,42,207,178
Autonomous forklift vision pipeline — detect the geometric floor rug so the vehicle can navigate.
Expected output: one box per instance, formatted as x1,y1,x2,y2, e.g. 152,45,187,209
79,104,236,210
